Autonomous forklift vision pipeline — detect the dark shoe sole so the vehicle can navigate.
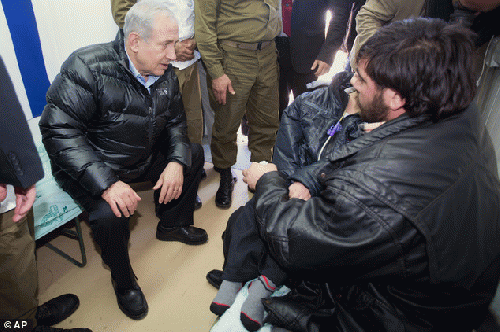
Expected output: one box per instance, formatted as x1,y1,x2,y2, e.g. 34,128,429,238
116,298,148,320
112,280,149,321
215,201,232,209
156,230,208,245
206,269,223,289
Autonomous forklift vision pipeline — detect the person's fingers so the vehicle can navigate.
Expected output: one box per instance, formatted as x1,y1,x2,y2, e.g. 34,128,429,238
116,198,131,217
219,90,227,105
13,197,27,223
159,182,170,204
0,184,7,202
153,181,161,191
124,196,137,216
164,186,176,203
227,82,235,95
15,192,35,219
173,187,182,200
310,60,318,71
110,201,123,218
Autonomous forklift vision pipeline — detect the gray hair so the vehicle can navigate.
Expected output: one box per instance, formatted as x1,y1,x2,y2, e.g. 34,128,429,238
123,0,177,41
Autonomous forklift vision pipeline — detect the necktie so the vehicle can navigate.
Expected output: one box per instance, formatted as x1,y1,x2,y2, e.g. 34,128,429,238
282,0,293,37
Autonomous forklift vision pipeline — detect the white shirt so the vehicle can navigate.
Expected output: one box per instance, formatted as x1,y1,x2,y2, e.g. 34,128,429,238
126,49,161,91
0,185,16,214
162,0,201,70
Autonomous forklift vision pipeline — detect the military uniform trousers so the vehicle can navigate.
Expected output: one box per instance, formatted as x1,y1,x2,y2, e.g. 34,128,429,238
0,210,38,325
208,41,280,169
174,62,204,144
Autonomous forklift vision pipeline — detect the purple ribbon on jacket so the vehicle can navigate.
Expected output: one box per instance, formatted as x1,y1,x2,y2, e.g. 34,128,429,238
327,121,342,137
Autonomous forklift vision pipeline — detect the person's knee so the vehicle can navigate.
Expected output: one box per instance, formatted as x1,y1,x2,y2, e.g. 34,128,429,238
87,200,128,230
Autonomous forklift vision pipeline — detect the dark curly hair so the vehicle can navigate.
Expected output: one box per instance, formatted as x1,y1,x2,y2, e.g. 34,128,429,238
356,18,476,121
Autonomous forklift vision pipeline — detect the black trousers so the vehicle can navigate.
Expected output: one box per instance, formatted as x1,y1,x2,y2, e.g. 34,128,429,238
222,197,288,286
276,36,316,119
70,143,204,288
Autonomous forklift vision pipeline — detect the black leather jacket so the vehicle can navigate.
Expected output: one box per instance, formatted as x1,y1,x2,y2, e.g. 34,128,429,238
255,103,500,331
40,32,190,197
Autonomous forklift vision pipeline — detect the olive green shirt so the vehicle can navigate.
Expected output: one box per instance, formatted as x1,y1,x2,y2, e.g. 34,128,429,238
350,0,425,69
195,0,281,79
111,0,136,28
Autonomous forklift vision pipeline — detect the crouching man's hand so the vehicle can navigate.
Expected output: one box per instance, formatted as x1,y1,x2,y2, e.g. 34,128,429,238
153,161,184,204
102,181,141,218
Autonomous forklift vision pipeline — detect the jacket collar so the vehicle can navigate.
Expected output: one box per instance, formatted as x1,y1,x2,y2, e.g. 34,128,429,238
113,30,132,71
328,113,430,163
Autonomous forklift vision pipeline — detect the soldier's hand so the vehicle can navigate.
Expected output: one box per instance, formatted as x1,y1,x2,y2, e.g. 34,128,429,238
212,74,235,105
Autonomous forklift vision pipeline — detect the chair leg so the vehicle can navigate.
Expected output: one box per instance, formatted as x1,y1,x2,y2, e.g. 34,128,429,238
44,217,87,268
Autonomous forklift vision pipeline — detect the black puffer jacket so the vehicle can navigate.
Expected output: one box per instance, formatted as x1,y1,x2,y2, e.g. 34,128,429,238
255,103,500,331
39,32,190,197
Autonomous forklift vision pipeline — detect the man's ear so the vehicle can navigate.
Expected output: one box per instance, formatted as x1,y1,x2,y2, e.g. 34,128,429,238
383,88,406,120
384,88,406,111
128,32,141,53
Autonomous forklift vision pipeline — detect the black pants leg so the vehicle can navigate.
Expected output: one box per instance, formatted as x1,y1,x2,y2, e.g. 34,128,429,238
290,71,316,98
142,143,204,228
222,197,288,285
66,143,204,288
75,197,135,289
277,36,294,119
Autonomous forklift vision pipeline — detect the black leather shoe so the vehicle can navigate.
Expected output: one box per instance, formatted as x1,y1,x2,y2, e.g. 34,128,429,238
36,294,80,327
195,195,202,210
206,269,223,289
112,279,148,320
156,225,208,245
215,168,236,209
33,326,92,331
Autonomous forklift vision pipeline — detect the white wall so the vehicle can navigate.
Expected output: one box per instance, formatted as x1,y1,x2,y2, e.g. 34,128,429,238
1,0,118,119
32,0,118,82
